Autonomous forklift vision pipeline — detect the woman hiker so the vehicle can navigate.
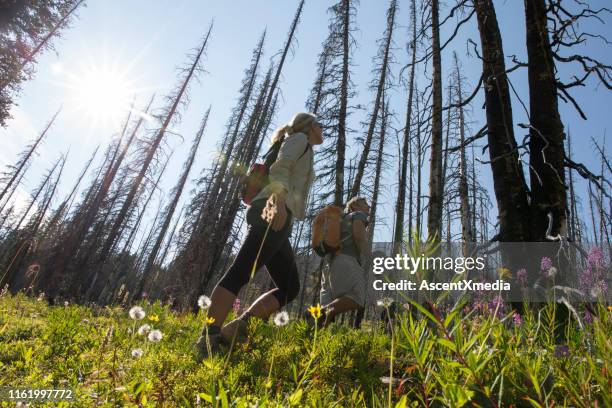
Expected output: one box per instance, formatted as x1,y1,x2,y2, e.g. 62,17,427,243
318,196,370,327
196,112,321,358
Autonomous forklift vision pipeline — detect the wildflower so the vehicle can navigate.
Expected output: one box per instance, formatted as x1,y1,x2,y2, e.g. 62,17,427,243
205,316,216,326
273,311,290,326
488,296,506,318
148,314,159,322
376,297,394,308
148,329,163,342
308,304,322,319
512,312,523,326
540,257,553,272
516,268,527,285
402,303,411,311
137,324,151,336
37,292,46,302
608,306,612,312
128,306,146,320
584,310,593,324
0,284,9,297
233,297,241,313
554,344,570,358
589,280,608,299
131,348,144,358
498,267,512,279
587,246,604,268
197,295,211,310
379,376,399,385
64,301,69,307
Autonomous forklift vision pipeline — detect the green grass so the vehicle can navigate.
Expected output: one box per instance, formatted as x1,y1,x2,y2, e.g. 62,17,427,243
0,292,609,407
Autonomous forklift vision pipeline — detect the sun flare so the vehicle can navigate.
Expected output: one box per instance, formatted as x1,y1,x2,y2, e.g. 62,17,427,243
68,65,134,127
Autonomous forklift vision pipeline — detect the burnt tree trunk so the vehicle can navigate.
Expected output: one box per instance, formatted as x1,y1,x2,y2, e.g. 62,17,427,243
525,0,567,240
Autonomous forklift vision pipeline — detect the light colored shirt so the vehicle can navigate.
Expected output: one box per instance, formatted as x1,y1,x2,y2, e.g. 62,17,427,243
253,132,315,220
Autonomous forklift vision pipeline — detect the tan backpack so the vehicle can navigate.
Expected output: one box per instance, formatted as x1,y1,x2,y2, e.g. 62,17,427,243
311,205,344,256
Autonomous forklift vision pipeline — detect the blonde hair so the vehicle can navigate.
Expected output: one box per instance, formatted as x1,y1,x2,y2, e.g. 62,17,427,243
345,196,368,214
271,112,318,143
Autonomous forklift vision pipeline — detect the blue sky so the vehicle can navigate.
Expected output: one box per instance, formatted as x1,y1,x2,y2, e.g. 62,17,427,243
1,0,610,243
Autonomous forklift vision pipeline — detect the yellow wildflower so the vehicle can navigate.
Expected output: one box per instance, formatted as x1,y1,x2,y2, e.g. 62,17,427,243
308,304,322,320
498,267,512,279
206,316,216,325
148,314,159,322
608,305,612,312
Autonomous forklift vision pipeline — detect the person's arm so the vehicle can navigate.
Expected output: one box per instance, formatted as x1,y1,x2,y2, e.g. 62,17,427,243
352,217,369,266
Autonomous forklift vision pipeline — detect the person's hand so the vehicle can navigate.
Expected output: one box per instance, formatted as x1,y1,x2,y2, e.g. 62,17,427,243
262,193,287,231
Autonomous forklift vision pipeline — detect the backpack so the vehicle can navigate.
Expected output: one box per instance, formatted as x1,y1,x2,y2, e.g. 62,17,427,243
241,135,309,205
312,205,345,256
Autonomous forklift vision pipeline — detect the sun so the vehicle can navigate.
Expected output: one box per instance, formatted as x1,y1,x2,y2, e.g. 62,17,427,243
67,64,135,128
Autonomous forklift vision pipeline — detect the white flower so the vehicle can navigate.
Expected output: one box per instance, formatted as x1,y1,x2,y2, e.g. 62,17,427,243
273,311,290,327
376,297,394,308
131,348,144,358
129,306,146,320
137,324,151,336
148,329,163,342
380,376,399,385
64,301,69,307
197,295,212,310
546,267,558,279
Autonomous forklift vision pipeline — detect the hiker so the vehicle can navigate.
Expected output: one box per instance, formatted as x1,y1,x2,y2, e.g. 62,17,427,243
318,196,370,327
196,112,321,357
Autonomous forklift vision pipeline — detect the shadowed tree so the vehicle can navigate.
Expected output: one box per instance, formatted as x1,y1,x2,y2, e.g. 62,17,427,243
0,0,83,126
473,0,530,244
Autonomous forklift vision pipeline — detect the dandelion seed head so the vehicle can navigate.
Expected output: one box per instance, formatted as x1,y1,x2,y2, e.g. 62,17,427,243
148,329,163,342
197,295,211,310
131,348,144,358
137,324,151,336
376,297,393,308
273,311,290,326
129,306,146,320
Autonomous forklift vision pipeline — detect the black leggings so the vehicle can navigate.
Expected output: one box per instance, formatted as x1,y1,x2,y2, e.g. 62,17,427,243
216,199,300,307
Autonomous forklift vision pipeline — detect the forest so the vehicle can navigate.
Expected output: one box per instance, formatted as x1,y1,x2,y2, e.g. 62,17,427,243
0,0,610,406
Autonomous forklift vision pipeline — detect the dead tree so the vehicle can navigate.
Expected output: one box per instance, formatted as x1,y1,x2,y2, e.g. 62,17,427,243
452,52,475,254
98,25,213,263
473,0,531,244
350,0,397,197
137,107,210,297
524,0,567,240
427,0,444,243
0,108,59,209
393,0,418,252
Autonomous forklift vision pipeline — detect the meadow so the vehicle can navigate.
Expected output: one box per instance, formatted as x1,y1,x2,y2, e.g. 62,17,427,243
0,289,610,407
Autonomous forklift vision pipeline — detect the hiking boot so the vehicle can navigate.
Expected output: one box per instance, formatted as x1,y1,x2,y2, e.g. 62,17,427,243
196,326,222,360
221,316,251,345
